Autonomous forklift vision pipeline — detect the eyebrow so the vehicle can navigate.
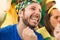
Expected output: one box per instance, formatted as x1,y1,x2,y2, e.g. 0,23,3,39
31,6,36,8
31,6,42,12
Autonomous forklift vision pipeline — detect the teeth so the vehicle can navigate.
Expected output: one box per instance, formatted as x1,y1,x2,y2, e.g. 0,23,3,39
31,18,38,20
31,17,39,22
30,15,39,21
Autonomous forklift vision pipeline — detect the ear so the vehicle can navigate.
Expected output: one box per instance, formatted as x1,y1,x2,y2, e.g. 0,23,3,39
18,10,23,18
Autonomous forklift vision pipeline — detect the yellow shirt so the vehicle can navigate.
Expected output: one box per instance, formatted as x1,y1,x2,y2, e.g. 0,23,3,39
37,27,54,40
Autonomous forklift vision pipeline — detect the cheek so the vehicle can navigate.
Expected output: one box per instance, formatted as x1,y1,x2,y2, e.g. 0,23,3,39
24,10,33,19
24,9,32,16
50,17,58,28
23,13,30,23
24,13,30,19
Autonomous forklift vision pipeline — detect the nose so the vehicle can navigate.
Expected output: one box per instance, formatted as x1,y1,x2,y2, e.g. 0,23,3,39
34,9,41,15
33,10,41,19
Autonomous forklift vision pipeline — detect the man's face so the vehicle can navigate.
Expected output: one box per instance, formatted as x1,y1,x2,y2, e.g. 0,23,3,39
50,9,60,28
22,3,41,28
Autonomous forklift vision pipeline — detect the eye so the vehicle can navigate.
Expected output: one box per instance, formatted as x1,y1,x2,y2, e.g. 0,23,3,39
56,31,59,34
30,6,36,10
31,7,35,10
55,16,59,19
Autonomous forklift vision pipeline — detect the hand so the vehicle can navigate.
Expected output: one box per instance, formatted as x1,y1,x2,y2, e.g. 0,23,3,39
22,27,37,40
54,24,60,40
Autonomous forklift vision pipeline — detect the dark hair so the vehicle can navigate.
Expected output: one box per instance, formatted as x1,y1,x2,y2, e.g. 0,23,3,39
44,11,54,36
44,8,57,36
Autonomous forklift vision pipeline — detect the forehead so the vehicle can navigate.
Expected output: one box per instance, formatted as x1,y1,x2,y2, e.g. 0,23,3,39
51,8,60,16
25,3,41,10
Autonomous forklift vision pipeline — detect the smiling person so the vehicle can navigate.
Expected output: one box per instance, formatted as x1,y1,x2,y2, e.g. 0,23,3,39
37,0,56,40
41,4,60,40
47,4,60,40
0,0,44,40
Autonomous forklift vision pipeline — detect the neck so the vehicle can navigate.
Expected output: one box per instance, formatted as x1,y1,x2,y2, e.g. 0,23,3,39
17,19,27,38
17,18,37,37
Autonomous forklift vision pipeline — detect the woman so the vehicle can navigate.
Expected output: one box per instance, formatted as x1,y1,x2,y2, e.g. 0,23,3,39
37,4,60,40
37,0,56,40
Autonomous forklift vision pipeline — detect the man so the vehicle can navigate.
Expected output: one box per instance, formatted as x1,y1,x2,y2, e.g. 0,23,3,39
0,0,43,40
37,0,56,40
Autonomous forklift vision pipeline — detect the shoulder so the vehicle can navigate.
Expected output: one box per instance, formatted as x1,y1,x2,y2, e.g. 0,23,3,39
0,24,22,40
0,24,17,40
0,24,17,34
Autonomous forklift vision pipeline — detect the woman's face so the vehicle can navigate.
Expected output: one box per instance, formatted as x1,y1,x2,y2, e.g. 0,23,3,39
50,9,60,28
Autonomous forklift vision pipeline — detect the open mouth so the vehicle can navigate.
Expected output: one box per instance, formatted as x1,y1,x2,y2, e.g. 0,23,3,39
30,16,39,24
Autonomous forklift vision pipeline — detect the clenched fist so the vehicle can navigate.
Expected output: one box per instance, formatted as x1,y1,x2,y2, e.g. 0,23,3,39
22,27,37,40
